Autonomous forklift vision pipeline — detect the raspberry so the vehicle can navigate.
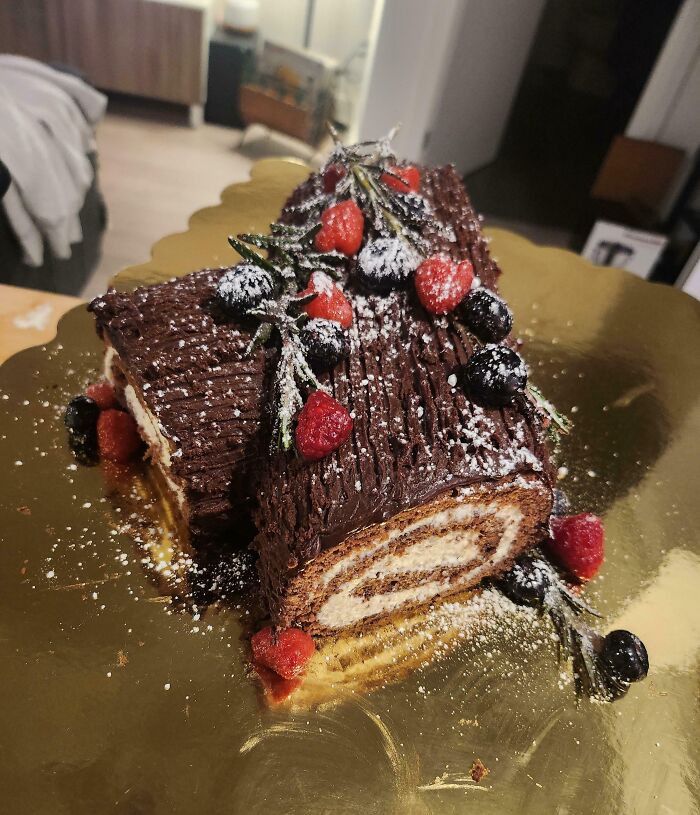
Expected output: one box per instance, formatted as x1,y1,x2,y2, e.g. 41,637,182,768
253,663,304,704
86,381,117,410
322,163,347,193
295,390,353,461
97,409,143,464
298,271,353,328
315,199,364,256
414,255,474,314
251,626,315,679
381,165,420,193
547,513,605,581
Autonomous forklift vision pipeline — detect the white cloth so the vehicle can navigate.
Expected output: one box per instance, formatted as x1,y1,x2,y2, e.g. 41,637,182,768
0,55,107,267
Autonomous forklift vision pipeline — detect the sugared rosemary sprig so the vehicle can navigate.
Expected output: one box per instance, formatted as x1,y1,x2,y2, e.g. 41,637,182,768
237,222,344,287
497,553,613,701
247,293,323,450
285,124,435,250
227,233,326,451
528,383,572,436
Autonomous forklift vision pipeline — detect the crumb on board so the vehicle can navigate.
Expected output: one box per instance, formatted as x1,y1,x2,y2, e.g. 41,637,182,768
470,759,490,783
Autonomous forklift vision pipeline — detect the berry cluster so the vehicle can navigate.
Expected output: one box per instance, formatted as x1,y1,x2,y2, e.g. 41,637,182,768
498,502,648,701
65,382,142,465
216,234,354,459
213,128,567,461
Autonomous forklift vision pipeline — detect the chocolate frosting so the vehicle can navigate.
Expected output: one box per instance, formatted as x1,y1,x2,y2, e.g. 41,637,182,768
252,165,551,585
90,164,550,569
89,271,273,544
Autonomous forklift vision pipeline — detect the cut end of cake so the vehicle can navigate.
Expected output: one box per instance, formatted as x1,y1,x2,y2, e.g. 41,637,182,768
258,475,552,635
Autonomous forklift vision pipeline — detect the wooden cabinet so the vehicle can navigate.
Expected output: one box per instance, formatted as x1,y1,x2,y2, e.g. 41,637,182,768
0,0,209,106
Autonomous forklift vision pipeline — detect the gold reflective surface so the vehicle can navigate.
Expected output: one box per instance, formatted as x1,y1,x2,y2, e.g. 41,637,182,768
1,160,699,814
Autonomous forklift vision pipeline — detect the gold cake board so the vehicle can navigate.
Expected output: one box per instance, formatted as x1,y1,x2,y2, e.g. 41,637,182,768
0,159,699,814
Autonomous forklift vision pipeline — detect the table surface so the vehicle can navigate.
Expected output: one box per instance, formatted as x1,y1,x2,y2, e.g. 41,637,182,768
0,284,82,365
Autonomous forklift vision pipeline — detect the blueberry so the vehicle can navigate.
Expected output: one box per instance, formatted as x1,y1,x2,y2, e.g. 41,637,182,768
68,431,98,466
64,395,100,434
461,344,527,406
217,263,276,318
499,556,550,606
552,488,571,516
395,192,432,229
599,629,649,684
460,288,513,343
300,318,350,370
356,237,421,293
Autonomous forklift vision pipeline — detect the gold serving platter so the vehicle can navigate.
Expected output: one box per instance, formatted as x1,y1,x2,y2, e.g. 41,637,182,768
1,160,699,814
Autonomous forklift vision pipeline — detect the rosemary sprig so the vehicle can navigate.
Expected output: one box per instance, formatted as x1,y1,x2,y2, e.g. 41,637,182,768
528,383,572,435
284,124,434,251
226,232,328,451
498,554,612,701
237,222,345,286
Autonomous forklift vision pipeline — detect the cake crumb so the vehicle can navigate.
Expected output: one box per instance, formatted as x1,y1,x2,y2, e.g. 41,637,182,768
470,759,489,783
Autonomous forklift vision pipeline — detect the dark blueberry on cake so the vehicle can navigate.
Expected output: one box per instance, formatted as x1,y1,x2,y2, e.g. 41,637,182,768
68,431,99,466
356,236,421,293
460,288,513,343
461,344,527,406
64,395,100,435
397,192,432,229
217,263,276,319
599,629,649,685
300,318,350,370
499,556,551,606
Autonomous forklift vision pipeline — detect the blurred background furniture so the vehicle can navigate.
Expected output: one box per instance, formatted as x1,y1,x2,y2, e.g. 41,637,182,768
205,26,257,129
0,57,107,295
0,156,106,295
0,0,213,123
239,42,336,146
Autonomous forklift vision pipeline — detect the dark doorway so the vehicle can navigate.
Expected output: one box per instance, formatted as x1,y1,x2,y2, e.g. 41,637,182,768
464,0,683,247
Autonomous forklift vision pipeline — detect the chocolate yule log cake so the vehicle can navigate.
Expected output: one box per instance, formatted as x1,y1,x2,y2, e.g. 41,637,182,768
89,271,273,544
89,133,558,633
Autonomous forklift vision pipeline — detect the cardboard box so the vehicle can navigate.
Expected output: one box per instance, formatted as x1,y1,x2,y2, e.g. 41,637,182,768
582,220,668,279
591,135,685,226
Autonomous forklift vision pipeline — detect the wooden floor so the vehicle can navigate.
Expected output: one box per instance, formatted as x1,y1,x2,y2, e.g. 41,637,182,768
83,101,321,299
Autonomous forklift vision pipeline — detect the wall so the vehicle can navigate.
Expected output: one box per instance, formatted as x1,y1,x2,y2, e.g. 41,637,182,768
625,0,700,215
256,0,375,62
422,0,546,173
356,0,465,160
356,0,545,170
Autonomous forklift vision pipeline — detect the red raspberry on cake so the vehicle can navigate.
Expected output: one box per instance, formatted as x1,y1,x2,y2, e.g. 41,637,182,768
381,164,420,193
298,271,353,328
251,626,315,680
547,513,605,581
254,664,304,704
295,390,353,461
86,380,117,410
97,409,143,464
322,162,347,193
315,199,364,256
414,255,474,315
